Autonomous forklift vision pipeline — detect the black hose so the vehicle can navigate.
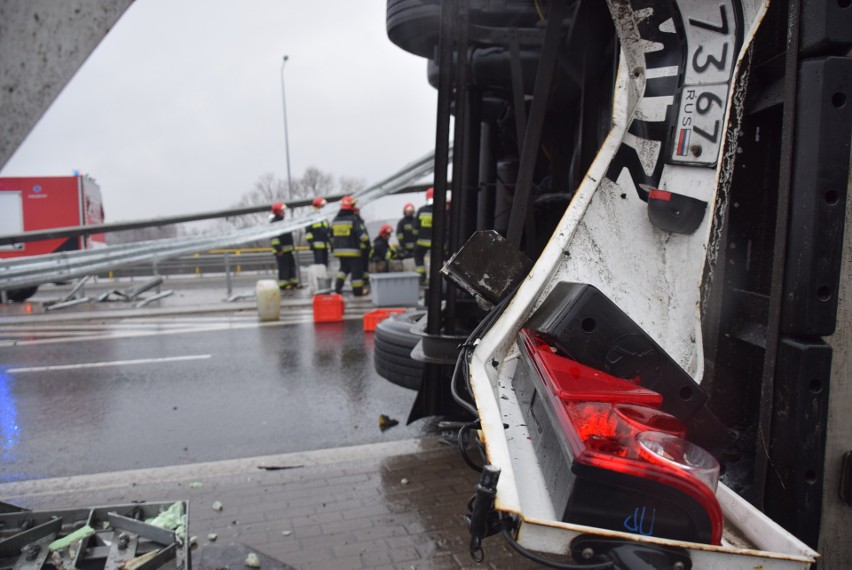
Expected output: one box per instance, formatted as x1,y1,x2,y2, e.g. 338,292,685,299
458,421,483,472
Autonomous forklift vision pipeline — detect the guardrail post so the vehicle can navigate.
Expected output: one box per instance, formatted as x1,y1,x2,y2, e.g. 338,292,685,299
236,250,241,274
194,253,201,278
224,252,233,297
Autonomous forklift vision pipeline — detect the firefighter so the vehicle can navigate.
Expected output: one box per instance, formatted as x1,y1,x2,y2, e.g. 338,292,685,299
270,202,298,290
396,203,417,258
305,196,330,267
413,187,434,283
369,224,396,274
331,196,369,296
354,205,371,292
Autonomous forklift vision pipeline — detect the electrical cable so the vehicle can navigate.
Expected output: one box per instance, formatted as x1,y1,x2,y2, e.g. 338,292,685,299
458,421,483,472
450,281,521,417
450,349,479,417
500,518,615,569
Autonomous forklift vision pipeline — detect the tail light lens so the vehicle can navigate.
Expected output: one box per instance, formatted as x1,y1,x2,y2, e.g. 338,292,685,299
514,329,723,544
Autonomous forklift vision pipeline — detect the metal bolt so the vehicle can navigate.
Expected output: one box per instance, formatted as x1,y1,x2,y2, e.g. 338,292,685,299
117,533,130,550
23,543,40,561
673,562,686,570
690,144,702,157
581,547,595,560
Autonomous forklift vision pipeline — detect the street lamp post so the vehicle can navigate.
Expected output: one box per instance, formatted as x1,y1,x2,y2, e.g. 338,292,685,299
280,55,293,191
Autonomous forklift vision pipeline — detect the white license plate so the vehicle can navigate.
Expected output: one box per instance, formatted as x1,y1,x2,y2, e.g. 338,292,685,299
670,0,741,166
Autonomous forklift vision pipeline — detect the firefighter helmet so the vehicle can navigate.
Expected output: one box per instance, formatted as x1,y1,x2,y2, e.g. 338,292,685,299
340,195,357,210
403,203,415,216
380,224,393,236
271,202,286,215
312,197,327,209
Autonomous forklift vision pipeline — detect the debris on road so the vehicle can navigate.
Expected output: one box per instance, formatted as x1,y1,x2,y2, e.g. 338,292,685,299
379,414,399,431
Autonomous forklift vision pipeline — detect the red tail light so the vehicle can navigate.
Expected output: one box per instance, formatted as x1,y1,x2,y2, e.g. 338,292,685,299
514,329,723,544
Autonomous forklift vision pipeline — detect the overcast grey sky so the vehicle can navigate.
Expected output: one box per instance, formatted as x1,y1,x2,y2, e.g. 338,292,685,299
0,0,438,222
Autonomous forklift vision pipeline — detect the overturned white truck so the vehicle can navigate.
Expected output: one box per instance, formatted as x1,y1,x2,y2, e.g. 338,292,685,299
379,0,852,567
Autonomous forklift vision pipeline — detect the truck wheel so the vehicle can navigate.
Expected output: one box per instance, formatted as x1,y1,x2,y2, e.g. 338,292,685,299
374,310,426,390
387,0,440,59
5,286,38,303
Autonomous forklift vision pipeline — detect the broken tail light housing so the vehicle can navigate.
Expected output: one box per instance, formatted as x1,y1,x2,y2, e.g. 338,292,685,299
513,329,723,544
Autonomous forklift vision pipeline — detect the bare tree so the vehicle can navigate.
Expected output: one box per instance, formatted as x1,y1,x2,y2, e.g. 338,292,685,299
339,175,367,195
294,166,335,201
227,173,289,230
213,167,360,240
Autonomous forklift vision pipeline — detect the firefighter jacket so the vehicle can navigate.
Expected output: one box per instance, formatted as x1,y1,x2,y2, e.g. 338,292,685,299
356,215,370,253
370,236,396,261
269,214,294,253
331,210,369,257
396,215,417,254
305,219,330,250
414,204,433,248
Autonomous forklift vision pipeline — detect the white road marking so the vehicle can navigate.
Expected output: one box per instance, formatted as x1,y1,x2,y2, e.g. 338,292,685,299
7,354,212,374
0,312,367,347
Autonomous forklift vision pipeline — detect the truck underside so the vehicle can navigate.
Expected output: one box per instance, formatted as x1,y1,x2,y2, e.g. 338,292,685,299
385,0,852,566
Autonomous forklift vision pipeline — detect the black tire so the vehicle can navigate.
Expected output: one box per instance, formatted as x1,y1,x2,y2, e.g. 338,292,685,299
375,356,423,391
5,286,38,303
387,0,440,59
375,310,426,346
374,310,426,390
374,335,416,358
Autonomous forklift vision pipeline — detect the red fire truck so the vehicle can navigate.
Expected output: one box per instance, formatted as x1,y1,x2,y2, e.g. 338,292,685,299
0,174,105,301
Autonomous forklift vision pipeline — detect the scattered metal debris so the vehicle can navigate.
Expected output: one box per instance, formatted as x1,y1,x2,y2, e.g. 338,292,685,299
225,291,256,303
98,277,165,303
0,501,190,570
44,296,92,311
135,290,174,308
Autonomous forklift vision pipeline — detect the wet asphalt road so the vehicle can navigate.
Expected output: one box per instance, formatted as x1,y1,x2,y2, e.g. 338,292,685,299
0,282,434,483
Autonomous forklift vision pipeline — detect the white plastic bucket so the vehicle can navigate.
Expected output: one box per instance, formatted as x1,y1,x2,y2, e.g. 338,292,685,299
307,264,329,293
255,279,281,321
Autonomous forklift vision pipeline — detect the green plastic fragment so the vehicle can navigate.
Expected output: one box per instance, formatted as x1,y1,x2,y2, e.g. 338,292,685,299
48,525,96,551
145,501,187,543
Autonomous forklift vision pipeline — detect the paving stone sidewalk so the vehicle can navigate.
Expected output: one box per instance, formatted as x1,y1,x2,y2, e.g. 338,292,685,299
0,437,550,569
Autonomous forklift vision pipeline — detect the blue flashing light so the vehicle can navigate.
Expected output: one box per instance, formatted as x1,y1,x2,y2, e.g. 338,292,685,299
0,370,20,478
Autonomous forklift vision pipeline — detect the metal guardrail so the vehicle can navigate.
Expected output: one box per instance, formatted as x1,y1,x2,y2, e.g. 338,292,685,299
0,150,442,291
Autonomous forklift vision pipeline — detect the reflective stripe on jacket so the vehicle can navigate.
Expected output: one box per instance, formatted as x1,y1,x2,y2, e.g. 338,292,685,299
414,205,433,248
305,220,330,250
331,211,368,258
396,215,417,251
270,214,294,253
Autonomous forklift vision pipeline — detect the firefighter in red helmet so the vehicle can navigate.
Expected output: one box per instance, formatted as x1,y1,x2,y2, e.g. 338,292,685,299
305,196,330,267
369,224,397,274
331,196,369,296
396,202,417,258
270,202,298,290
413,187,434,283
